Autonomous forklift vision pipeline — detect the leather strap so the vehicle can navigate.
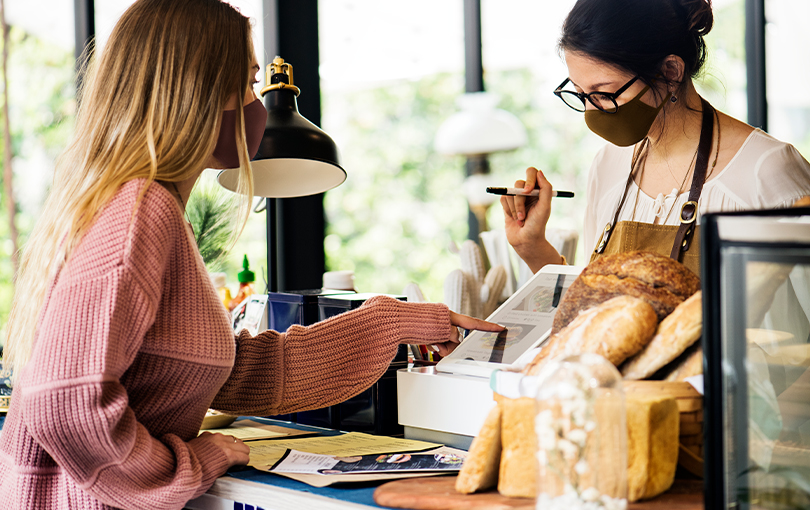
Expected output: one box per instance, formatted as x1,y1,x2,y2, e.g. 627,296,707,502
670,98,714,261
594,138,650,254
594,98,715,259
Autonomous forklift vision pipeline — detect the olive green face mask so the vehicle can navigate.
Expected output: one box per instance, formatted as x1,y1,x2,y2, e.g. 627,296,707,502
584,86,671,146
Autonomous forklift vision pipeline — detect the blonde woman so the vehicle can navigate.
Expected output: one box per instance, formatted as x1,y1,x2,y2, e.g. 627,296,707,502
0,1,501,508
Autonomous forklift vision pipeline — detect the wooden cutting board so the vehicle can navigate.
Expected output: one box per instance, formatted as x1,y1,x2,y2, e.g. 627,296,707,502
373,477,704,510
374,476,532,510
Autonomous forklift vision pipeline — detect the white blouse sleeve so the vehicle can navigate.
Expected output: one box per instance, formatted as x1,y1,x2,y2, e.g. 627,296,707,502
583,148,605,256
754,141,810,208
714,130,810,210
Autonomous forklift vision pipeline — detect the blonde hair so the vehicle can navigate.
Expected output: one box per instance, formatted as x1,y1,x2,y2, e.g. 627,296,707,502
3,0,256,381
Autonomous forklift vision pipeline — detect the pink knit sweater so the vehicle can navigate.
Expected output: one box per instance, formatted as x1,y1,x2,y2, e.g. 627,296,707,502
0,179,452,510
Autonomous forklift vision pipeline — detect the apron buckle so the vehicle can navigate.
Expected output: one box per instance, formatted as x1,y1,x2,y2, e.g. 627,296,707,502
679,201,698,224
595,223,612,254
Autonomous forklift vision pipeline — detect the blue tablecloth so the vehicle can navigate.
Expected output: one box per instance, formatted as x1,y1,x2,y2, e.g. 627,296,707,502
226,466,385,508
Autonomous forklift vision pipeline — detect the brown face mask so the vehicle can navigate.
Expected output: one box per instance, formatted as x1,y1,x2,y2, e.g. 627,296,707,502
583,86,670,147
212,97,267,169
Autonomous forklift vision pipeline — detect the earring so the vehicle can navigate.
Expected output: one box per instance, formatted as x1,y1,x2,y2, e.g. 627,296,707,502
671,95,678,103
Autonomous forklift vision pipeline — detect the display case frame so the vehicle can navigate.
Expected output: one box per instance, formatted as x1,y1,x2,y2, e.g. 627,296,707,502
702,207,810,510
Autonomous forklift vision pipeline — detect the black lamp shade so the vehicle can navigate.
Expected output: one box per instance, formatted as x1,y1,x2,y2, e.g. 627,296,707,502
217,86,346,198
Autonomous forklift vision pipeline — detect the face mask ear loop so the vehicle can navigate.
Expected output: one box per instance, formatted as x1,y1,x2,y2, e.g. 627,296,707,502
623,85,651,106
651,74,678,108
658,91,674,111
639,74,673,111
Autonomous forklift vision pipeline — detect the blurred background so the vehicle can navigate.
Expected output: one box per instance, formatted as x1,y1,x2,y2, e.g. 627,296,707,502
0,0,807,343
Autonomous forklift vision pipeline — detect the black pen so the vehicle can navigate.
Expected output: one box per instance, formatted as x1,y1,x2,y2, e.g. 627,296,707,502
486,187,575,198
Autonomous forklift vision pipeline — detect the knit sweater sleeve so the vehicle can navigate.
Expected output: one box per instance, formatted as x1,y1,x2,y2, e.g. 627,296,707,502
211,295,452,416
19,183,229,509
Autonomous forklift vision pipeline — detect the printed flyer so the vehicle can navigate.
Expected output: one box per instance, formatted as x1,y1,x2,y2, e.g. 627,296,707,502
271,448,465,475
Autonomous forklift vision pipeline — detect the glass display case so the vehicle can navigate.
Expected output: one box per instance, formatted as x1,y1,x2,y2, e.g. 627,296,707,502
703,207,810,510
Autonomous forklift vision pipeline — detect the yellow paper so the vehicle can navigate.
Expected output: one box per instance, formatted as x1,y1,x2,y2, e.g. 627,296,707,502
200,420,311,441
247,432,441,469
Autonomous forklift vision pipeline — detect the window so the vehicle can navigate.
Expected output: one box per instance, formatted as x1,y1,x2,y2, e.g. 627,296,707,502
319,0,465,300
481,0,603,265
1,2,76,337
766,0,810,156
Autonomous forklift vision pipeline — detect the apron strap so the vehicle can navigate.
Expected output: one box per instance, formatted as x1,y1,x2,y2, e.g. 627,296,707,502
670,98,714,261
594,138,650,254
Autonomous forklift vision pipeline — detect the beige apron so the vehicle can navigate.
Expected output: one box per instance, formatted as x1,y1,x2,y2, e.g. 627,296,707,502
590,221,701,275
589,98,716,278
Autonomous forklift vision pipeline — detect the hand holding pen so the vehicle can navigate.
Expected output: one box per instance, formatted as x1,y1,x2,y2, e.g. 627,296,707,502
497,167,573,227
486,187,574,198
499,167,569,273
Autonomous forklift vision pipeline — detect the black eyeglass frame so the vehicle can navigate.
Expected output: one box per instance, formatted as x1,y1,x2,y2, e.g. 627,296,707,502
553,75,641,113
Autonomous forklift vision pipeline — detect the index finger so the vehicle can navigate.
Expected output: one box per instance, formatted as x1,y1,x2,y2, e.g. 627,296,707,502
523,167,539,193
449,312,504,333
514,168,541,222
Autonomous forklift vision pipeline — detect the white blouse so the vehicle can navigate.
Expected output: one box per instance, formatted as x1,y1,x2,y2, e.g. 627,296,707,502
583,129,810,255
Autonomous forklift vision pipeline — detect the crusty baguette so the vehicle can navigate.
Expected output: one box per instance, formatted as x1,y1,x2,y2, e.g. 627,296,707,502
455,404,502,494
520,333,563,376
663,342,703,381
621,291,703,380
523,295,657,376
553,251,700,334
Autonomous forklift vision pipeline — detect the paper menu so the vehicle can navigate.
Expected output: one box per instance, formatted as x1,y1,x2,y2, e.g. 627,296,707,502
247,432,441,470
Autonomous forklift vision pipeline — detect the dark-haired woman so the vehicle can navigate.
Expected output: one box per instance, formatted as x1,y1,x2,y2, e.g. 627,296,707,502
503,0,810,275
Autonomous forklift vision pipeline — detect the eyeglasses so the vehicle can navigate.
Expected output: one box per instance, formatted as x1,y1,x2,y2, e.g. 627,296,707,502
553,75,641,113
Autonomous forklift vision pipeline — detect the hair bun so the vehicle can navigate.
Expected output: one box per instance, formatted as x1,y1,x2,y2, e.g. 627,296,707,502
680,0,714,36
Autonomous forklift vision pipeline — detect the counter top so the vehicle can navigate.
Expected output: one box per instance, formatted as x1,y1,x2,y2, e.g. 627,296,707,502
187,417,388,509
373,477,704,510
188,467,385,509
0,414,704,510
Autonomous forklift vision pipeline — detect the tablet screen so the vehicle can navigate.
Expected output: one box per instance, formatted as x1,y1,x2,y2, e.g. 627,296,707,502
436,265,581,373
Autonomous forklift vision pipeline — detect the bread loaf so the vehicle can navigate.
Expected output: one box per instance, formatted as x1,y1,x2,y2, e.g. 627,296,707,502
553,251,700,334
621,291,703,380
662,343,703,381
488,392,680,502
626,394,680,502
456,404,502,494
523,295,657,376
497,396,537,498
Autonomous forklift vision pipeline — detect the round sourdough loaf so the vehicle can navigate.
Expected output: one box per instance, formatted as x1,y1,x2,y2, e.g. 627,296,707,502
523,295,658,376
552,251,700,334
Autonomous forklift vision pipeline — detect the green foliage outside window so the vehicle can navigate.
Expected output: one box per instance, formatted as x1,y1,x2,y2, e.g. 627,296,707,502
322,72,469,302
0,26,76,346
322,68,602,302
320,0,761,304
